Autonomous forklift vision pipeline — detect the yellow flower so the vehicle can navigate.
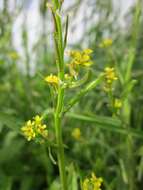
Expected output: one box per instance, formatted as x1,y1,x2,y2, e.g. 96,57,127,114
82,54,90,62
21,120,35,141
21,115,48,142
104,67,118,84
82,178,90,190
71,128,81,140
114,99,122,109
82,173,103,190
44,74,59,85
41,129,48,138
68,49,93,68
70,51,82,60
99,38,112,48
91,173,103,190
103,67,118,92
37,124,48,137
34,115,43,125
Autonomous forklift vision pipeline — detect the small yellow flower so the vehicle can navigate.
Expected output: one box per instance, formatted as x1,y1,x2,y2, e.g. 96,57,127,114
21,120,35,141
114,99,122,109
34,115,43,125
82,54,90,62
82,173,103,190
71,51,82,60
91,173,103,190
68,49,93,71
36,124,46,132
104,67,118,84
82,178,89,190
99,38,112,48
71,128,81,140
44,74,59,85
41,129,49,138
103,67,117,92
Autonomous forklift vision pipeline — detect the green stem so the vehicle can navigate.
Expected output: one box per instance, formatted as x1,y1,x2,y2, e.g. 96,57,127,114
52,0,67,189
54,88,67,190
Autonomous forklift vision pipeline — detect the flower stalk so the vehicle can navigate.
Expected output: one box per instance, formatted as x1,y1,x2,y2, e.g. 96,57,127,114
51,0,67,189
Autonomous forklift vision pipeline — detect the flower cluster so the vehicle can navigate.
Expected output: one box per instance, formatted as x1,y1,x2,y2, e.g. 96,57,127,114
104,67,117,84
68,49,93,67
21,115,48,142
71,127,81,140
103,67,118,91
67,49,93,78
44,48,93,89
82,173,103,190
99,38,112,48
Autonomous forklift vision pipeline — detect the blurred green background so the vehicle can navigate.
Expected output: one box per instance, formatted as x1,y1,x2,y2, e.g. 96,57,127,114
0,0,143,190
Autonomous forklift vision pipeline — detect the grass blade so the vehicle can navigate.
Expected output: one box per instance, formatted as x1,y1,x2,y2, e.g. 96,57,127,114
66,113,143,139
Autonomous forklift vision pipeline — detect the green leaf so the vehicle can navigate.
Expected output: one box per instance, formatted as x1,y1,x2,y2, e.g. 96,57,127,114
64,74,104,113
121,79,137,99
66,112,143,139
67,164,78,190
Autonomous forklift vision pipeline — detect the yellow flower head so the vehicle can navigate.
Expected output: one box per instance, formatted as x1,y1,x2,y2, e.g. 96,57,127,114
69,50,82,60
68,49,93,67
114,98,122,109
36,124,47,135
91,173,103,190
103,67,118,92
21,120,35,141
21,115,48,142
104,67,118,84
34,115,43,125
82,173,103,190
99,38,112,48
83,178,90,190
44,74,59,85
71,128,81,140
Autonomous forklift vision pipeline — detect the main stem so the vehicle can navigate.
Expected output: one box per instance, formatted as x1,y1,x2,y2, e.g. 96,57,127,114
55,88,67,190
52,0,67,189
